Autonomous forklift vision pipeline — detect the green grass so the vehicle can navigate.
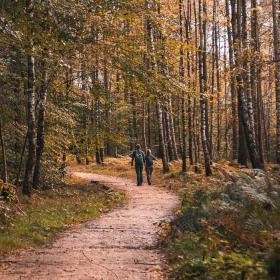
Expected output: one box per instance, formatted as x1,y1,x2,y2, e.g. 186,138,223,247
0,181,125,253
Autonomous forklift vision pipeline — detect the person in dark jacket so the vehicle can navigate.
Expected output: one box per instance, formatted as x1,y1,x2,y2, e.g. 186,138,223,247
145,149,156,185
131,144,145,186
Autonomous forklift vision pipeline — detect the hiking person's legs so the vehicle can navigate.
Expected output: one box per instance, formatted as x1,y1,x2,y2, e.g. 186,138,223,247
146,166,153,185
136,164,143,186
140,164,143,185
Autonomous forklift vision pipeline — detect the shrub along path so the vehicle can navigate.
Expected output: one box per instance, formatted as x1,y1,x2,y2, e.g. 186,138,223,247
0,172,179,280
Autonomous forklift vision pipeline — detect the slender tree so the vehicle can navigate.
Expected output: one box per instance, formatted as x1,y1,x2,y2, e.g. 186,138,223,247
199,0,212,176
273,0,280,163
23,0,37,195
179,0,187,173
0,119,8,183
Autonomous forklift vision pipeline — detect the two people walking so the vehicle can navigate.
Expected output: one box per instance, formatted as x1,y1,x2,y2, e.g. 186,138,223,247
131,144,156,186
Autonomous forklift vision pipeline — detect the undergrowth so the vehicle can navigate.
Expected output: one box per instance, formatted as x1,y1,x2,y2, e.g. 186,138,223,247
0,176,125,253
163,164,280,280
68,157,280,279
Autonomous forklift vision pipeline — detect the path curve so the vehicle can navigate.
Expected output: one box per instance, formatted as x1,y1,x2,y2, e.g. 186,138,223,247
0,172,179,280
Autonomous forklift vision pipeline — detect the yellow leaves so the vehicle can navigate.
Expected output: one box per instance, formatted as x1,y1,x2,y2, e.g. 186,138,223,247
161,222,172,239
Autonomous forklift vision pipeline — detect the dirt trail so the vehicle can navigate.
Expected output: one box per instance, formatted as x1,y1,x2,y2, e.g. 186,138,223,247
0,172,179,280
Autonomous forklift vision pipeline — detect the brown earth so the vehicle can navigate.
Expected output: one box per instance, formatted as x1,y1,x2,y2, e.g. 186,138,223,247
0,172,179,280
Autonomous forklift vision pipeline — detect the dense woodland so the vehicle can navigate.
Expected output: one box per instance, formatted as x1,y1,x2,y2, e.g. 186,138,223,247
1,0,280,192
2,1,280,279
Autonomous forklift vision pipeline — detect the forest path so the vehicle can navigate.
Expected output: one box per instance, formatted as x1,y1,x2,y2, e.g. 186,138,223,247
0,172,179,280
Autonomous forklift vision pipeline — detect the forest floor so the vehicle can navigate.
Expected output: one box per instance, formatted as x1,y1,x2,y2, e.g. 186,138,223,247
71,157,280,279
1,157,279,279
0,162,179,280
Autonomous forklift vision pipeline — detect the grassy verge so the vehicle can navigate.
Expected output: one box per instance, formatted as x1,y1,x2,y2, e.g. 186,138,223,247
0,175,125,253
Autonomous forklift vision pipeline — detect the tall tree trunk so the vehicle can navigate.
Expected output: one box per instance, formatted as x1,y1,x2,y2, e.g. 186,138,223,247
165,104,174,161
81,62,90,164
147,101,152,148
168,96,179,160
224,47,229,158
0,119,8,183
33,60,49,189
199,0,212,176
130,94,138,143
16,132,28,186
179,0,187,173
235,0,262,169
156,102,170,172
250,0,264,165
23,0,36,195
142,99,147,151
185,0,194,165
125,79,134,151
214,10,222,158
226,0,238,160
272,0,280,163
146,0,169,172
181,97,187,173
238,95,248,166
104,64,113,156
193,0,200,172
193,97,199,172
177,98,183,156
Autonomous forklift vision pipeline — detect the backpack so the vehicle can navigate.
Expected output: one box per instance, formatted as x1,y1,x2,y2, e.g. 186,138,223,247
146,155,153,167
135,150,144,165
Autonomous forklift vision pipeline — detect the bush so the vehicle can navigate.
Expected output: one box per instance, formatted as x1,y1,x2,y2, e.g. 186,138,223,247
166,168,280,280
0,181,17,202
0,181,17,227
267,247,280,280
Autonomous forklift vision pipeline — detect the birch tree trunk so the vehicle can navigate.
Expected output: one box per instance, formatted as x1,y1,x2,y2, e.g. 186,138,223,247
179,0,187,173
185,0,193,165
234,0,263,169
199,0,212,176
23,0,36,195
146,0,169,172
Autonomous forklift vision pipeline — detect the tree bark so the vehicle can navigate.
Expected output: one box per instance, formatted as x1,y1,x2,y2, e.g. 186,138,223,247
199,0,212,176
33,60,49,189
168,96,179,160
272,0,280,163
16,132,28,187
23,0,36,196
185,0,193,165
146,0,169,172
179,0,187,173
227,0,238,160
157,102,170,172
235,0,263,169
142,99,147,151
164,105,174,161
0,119,8,183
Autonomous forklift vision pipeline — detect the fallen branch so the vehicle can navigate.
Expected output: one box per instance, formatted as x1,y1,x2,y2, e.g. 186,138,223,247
81,250,120,280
